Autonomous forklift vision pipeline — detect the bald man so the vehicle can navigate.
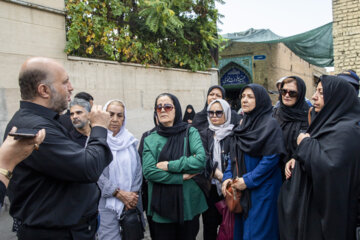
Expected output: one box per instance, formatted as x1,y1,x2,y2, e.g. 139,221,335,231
4,57,113,240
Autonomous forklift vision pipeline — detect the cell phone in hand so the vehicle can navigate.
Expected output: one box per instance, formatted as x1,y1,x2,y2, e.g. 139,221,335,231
8,128,38,139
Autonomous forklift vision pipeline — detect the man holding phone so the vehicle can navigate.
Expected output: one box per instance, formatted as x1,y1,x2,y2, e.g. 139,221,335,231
4,57,113,240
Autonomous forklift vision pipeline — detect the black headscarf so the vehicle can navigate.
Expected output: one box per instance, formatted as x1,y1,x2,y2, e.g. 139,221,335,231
192,85,225,131
231,84,286,218
183,105,195,122
192,85,240,131
150,93,188,223
273,76,309,172
278,75,360,240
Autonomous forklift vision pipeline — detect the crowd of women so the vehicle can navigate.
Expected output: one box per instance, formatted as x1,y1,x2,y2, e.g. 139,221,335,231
97,74,360,240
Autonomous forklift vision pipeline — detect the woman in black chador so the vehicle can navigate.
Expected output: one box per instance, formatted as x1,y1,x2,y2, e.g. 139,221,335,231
278,75,360,240
273,76,309,180
183,105,196,124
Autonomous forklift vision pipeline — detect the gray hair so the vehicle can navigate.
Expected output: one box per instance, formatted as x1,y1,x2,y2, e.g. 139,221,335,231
69,98,91,112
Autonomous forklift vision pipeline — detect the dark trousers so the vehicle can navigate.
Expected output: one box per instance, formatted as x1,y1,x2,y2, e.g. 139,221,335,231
202,185,223,240
147,215,155,239
17,215,98,240
152,214,200,240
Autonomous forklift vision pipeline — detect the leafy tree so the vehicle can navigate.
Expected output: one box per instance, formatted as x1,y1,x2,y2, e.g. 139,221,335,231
65,0,224,71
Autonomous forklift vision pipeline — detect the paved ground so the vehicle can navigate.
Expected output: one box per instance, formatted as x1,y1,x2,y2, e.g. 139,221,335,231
0,197,203,240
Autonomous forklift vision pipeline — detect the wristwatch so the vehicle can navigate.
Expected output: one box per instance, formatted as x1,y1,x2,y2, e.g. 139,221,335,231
112,188,120,197
0,168,12,180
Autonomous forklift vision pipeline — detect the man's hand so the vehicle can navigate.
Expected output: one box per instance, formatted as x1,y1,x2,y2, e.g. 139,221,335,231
116,190,138,209
285,158,296,179
297,133,310,145
156,161,169,171
89,105,110,129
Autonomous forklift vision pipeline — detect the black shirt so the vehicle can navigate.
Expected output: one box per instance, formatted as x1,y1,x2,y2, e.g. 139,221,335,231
69,127,89,147
59,109,74,132
4,101,113,228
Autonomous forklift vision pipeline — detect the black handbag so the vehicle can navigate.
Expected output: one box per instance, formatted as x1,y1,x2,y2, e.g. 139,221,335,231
119,208,144,240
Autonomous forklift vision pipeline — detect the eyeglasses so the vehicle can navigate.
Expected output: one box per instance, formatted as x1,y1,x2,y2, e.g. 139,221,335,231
207,110,224,118
280,88,298,98
156,104,174,113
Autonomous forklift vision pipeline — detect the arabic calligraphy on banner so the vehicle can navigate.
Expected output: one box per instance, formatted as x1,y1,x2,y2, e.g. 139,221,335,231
220,67,250,86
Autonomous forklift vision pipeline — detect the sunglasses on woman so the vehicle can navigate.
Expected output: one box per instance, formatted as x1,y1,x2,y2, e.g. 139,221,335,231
280,88,298,98
207,110,224,118
156,104,174,113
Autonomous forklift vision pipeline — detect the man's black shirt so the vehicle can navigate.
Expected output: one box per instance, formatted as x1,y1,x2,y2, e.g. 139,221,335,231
69,127,89,147
4,101,112,228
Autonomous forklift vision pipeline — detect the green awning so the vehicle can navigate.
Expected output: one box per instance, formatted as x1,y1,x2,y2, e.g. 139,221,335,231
223,22,333,67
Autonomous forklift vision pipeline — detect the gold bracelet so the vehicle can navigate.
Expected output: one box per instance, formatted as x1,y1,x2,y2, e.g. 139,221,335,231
0,168,12,180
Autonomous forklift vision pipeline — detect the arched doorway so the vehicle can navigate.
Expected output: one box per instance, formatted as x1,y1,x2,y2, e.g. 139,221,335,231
220,63,252,111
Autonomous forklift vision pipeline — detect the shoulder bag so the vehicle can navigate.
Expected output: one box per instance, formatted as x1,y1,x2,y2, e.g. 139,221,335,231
225,157,242,213
119,207,144,240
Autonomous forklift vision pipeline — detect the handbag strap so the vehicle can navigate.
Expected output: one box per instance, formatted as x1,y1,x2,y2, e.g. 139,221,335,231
308,107,313,125
234,145,240,178
184,125,191,157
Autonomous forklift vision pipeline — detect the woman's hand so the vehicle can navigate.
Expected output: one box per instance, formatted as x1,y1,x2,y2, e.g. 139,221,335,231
116,190,138,209
183,173,198,180
231,177,247,191
297,133,310,145
214,169,223,181
156,161,169,171
222,179,232,196
285,158,296,179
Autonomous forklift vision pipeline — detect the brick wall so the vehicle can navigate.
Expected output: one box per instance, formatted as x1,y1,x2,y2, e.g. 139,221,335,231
332,0,360,73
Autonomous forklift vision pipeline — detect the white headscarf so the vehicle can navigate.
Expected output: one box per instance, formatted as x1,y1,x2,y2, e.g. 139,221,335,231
103,100,139,218
207,99,234,195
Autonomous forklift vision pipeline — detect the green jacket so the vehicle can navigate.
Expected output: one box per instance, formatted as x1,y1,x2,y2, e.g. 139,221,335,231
142,127,208,223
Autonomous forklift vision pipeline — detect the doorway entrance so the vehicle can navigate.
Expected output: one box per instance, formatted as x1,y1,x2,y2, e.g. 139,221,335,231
220,63,252,112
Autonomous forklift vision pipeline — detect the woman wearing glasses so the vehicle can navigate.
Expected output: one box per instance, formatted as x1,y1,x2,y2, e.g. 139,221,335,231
222,84,286,240
200,99,234,240
97,100,144,240
273,76,309,181
278,76,360,240
192,85,241,132
142,93,207,240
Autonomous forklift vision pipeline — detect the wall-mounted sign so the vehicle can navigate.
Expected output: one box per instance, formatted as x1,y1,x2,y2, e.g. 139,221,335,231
254,55,266,60
220,67,251,86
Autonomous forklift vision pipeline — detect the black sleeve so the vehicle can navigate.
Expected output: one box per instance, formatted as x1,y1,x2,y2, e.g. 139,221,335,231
0,181,6,208
24,126,113,183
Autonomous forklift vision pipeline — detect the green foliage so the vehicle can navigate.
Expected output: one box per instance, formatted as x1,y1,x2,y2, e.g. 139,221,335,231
65,0,224,71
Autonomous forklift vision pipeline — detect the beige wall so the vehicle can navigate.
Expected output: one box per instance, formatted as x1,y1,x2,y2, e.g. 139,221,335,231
221,42,325,102
332,0,360,73
64,57,218,138
0,0,218,139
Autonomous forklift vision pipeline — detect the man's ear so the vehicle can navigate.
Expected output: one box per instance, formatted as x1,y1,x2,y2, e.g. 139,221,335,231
37,83,50,99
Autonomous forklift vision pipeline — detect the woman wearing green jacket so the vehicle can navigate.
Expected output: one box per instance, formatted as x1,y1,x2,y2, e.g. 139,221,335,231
142,93,208,240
